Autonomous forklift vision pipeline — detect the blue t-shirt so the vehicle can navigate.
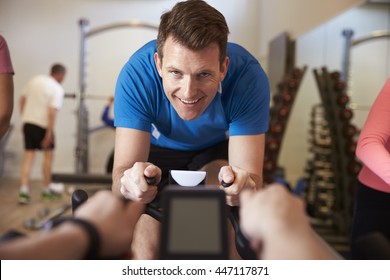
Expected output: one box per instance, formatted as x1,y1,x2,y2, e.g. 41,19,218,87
114,40,270,151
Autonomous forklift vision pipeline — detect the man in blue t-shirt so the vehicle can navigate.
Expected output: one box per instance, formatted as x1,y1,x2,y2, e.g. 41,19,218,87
113,0,270,259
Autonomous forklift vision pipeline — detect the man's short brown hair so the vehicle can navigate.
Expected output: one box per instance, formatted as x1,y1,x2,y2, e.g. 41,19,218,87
157,0,229,64
50,63,66,75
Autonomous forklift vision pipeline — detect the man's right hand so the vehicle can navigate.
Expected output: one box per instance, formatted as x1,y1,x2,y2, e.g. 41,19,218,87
119,162,161,203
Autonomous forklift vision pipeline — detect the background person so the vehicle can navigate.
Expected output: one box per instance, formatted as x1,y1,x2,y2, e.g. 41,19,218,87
0,35,14,139
18,63,66,204
351,77,390,259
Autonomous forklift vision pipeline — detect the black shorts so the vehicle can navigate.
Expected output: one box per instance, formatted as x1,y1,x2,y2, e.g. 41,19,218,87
350,180,390,259
148,139,229,190
23,123,55,150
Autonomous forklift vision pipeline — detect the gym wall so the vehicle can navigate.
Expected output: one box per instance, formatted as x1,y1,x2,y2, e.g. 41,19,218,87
279,3,390,184
0,0,260,179
0,0,388,184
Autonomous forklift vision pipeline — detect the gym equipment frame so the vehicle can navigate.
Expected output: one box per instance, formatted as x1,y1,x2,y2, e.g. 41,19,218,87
76,18,158,174
53,19,158,184
341,29,390,84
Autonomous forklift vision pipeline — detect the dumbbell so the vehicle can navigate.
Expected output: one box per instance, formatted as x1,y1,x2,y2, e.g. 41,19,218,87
347,160,362,176
342,123,358,137
312,145,333,153
287,79,298,90
308,137,332,147
270,122,284,135
333,80,346,92
337,94,350,107
281,91,293,104
313,161,333,168
309,146,332,155
277,81,286,91
308,127,331,137
269,107,278,118
292,68,303,79
317,206,333,216
313,169,335,179
313,159,335,167
317,192,335,203
313,154,334,162
272,94,281,104
266,137,280,153
310,119,329,127
339,108,354,121
330,71,341,81
277,106,290,120
309,137,331,145
315,180,336,190
345,140,357,156
263,158,277,172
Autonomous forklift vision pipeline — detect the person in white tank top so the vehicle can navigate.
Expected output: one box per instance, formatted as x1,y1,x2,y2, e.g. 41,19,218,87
18,63,66,204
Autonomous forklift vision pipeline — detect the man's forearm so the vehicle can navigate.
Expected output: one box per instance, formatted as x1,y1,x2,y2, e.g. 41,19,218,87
262,227,341,260
249,172,263,190
46,108,57,135
19,95,25,114
112,166,129,196
112,171,122,195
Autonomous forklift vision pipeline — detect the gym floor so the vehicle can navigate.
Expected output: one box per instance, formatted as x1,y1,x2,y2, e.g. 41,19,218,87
0,178,109,237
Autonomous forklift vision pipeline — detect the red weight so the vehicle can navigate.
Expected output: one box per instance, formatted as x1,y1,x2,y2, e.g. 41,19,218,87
337,94,349,106
288,79,297,90
340,108,353,121
334,81,346,92
263,159,277,172
342,124,357,137
270,122,284,135
330,71,341,81
267,138,280,152
292,68,302,79
347,160,362,176
281,91,293,104
345,140,357,156
278,106,290,119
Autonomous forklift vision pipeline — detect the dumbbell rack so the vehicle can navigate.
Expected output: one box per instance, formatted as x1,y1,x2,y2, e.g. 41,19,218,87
263,66,307,184
305,67,361,237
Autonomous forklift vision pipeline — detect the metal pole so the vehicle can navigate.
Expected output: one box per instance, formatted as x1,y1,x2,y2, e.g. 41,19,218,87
352,30,390,47
75,19,158,174
341,29,354,84
76,18,90,173
86,21,158,38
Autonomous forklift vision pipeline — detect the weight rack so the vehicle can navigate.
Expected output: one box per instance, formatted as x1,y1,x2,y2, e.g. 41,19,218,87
263,66,307,184
305,67,361,238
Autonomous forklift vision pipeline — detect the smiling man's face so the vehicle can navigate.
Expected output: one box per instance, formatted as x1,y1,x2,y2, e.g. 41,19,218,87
154,36,229,121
